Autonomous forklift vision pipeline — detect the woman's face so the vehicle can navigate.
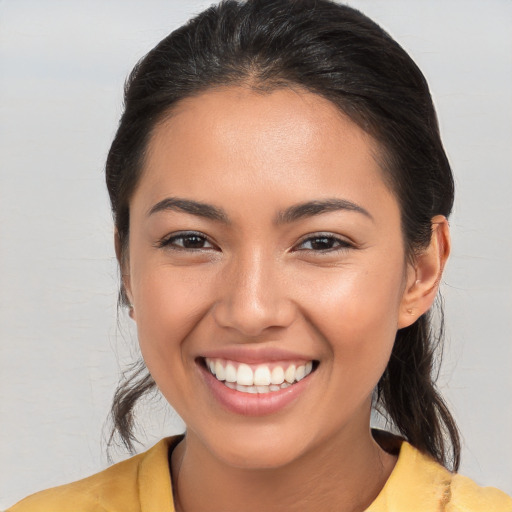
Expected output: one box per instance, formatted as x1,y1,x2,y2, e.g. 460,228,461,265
125,86,415,468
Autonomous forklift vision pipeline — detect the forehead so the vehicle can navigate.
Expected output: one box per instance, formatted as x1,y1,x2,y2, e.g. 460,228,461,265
134,86,398,222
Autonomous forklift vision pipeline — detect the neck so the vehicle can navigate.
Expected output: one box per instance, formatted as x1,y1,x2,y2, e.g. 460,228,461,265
171,425,397,512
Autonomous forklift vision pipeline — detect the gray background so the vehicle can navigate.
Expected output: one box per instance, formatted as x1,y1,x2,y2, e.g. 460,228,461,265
0,0,511,507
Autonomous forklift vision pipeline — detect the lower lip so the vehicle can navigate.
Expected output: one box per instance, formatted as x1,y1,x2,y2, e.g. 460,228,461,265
198,363,313,416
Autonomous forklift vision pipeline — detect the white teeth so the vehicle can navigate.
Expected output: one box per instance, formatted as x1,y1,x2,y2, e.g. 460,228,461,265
271,366,285,385
223,380,296,394
205,358,314,393
246,385,258,394
254,366,271,386
284,364,296,384
225,362,237,383
215,360,225,380
237,364,254,386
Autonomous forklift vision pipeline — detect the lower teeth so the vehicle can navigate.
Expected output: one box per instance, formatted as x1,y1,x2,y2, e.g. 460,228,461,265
223,381,291,393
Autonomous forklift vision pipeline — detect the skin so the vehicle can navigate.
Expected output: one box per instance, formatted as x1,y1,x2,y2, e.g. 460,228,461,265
121,86,450,511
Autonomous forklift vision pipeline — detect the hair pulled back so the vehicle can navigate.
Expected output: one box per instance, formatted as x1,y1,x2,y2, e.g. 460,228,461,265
106,0,459,470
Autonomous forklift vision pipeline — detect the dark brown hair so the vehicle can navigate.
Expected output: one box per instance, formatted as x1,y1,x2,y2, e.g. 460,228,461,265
106,0,460,470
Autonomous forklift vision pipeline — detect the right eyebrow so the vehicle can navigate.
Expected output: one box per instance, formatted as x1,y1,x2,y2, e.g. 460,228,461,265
147,197,230,223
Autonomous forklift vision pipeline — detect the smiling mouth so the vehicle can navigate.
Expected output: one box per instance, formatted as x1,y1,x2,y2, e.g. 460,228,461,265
201,357,318,394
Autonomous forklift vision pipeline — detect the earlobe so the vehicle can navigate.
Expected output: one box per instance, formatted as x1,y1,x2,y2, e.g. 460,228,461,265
398,215,450,329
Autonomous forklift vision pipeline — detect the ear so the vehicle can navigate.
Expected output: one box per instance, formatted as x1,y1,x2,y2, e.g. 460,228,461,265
115,229,135,320
398,215,450,329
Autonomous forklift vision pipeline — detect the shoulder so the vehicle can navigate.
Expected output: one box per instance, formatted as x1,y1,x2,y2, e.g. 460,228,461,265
447,473,512,512
6,455,141,512
6,437,179,512
369,435,512,512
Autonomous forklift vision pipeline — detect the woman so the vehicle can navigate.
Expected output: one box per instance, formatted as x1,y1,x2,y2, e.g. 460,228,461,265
7,0,511,510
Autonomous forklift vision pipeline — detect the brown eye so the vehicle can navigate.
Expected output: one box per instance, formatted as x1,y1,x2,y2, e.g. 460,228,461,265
307,237,336,250
159,232,215,250
297,234,352,252
179,234,209,248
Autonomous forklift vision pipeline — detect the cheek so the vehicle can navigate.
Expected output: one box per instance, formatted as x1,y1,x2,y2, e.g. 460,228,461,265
130,262,215,374
296,260,404,369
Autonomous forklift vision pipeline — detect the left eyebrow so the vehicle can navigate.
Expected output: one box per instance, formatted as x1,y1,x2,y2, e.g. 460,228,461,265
275,199,373,224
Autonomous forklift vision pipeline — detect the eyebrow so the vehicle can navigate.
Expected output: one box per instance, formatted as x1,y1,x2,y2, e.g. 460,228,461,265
147,197,373,224
276,198,373,224
147,197,230,223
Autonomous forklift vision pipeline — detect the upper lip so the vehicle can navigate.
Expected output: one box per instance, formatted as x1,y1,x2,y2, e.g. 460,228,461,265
198,345,316,365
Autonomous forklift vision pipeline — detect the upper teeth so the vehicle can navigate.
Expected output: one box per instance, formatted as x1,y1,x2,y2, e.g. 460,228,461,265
205,358,313,387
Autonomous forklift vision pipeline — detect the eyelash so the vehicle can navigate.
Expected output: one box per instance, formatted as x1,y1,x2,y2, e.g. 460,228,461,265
156,231,217,251
294,233,354,253
156,231,354,253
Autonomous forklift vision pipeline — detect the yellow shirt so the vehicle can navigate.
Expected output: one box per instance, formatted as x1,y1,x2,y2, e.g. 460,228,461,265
7,436,512,511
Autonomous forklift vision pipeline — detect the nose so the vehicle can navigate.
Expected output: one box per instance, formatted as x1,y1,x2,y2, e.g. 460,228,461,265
212,248,296,337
